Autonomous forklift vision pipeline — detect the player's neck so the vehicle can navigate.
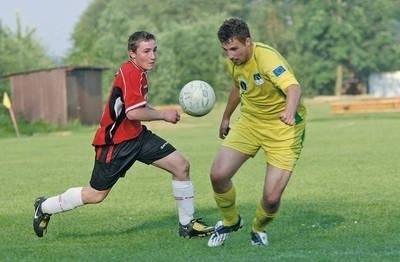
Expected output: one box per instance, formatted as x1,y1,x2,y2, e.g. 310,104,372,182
129,59,146,72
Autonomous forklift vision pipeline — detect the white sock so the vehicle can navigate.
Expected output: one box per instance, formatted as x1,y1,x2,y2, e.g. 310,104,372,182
172,180,195,225
41,187,84,214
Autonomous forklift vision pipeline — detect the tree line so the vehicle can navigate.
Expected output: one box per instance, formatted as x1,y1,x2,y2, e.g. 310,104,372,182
1,0,400,106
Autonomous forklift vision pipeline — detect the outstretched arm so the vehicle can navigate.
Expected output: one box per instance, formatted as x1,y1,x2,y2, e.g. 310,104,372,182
126,105,180,124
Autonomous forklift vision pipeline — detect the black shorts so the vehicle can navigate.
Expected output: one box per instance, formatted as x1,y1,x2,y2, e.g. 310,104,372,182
90,126,176,190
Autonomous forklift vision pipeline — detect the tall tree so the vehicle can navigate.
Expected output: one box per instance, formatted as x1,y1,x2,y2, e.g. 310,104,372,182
0,17,54,93
289,0,400,96
67,0,237,104
0,17,53,75
67,0,400,101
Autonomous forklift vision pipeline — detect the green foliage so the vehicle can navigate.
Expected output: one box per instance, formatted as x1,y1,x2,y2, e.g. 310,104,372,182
67,0,254,104
0,18,54,76
289,0,400,95
66,0,400,101
1,0,399,132
150,19,225,104
0,106,92,138
1,103,400,260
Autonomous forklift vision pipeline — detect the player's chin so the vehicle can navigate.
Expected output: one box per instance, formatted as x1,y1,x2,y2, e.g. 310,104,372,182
231,59,243,65
145,63,155,70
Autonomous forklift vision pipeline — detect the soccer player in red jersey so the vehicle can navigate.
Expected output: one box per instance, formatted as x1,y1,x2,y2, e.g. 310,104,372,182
33,31,213,239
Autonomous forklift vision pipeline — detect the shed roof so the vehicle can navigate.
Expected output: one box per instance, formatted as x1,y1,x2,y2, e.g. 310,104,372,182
2,65,108,78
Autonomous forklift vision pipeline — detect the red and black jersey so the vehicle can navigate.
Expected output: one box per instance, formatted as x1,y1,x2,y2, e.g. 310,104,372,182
92,60,148,146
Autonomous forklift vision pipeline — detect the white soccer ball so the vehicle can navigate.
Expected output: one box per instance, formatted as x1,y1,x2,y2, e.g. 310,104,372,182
179,80,216,117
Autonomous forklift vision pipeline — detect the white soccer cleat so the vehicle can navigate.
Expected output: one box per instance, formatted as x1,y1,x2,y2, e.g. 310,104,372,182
207,216,243,247
250,231,268,246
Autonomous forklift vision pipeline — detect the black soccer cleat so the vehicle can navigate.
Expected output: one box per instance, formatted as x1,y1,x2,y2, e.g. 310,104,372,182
179,218,214,238
33,197,51,237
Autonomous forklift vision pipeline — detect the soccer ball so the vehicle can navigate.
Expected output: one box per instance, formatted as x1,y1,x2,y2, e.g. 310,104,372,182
179,80,216,117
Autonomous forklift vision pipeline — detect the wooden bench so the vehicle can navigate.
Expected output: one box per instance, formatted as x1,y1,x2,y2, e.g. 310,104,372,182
330,97,400,114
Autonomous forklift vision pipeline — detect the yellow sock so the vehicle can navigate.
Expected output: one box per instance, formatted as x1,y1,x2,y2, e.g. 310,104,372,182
214,186,239,226
252,201,277,232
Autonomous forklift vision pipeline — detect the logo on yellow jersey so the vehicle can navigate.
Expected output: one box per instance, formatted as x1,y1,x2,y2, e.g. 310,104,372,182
272,65,286,77
253,73,264,86
239,79,248,91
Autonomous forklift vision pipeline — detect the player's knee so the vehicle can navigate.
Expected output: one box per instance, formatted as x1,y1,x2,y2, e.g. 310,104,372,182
83,188,108,204
179,158,190,176
210,173,220,185
91,194,107,204
263,195,281,211
172,157,190,180
210,175,232,194
210,161,224,179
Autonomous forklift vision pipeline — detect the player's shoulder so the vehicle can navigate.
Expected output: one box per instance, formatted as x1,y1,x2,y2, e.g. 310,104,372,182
118,60,142,76
253,42,288,71
254,42,279,57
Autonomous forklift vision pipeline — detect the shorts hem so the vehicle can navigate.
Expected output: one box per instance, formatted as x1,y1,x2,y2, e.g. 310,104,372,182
267,160,294,172
222,144,255,157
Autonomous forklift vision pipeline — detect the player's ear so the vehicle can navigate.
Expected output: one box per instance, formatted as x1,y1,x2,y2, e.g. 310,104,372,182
245,37,252,47
128,50,136,59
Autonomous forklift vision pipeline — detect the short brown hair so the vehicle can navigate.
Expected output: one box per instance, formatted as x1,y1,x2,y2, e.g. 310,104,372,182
217,17,251,44
127,31,156,52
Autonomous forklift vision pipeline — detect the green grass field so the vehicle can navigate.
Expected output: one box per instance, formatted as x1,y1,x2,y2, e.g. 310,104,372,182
1,102,399,261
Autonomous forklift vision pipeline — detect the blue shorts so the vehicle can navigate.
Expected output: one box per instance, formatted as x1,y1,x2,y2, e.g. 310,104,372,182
90,126,176,190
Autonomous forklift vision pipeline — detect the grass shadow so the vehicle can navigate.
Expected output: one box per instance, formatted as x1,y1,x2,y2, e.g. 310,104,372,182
54,207,218,239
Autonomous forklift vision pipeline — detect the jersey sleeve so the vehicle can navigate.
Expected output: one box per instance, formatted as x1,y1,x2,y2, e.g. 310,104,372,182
260,51,299,93
119,65,147,113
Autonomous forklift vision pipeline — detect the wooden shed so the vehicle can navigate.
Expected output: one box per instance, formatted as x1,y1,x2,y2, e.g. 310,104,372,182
4,66,107,126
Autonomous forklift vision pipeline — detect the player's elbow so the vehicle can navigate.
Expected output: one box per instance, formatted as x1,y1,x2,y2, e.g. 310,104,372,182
287,84,302,96
126,109,141,121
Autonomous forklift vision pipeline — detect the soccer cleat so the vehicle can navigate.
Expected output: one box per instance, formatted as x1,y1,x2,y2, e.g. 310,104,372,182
179,218,214,238
207,216,243,247
33,197,51,237
250,231,268,246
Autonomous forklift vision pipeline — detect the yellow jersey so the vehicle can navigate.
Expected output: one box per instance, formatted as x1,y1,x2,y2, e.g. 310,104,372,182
226,42,306,122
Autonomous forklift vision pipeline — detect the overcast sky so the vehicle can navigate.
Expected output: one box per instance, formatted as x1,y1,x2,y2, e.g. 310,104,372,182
0,0,92,57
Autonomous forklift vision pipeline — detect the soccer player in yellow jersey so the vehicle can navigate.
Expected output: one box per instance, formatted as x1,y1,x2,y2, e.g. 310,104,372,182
208,18,306,247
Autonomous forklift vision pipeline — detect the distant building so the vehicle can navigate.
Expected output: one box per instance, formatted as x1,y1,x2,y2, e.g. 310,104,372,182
369,71,400,97
4,66,107,126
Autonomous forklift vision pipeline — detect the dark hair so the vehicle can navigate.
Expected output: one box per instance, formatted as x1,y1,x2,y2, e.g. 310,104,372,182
128,31,156,52
217,17,251,44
